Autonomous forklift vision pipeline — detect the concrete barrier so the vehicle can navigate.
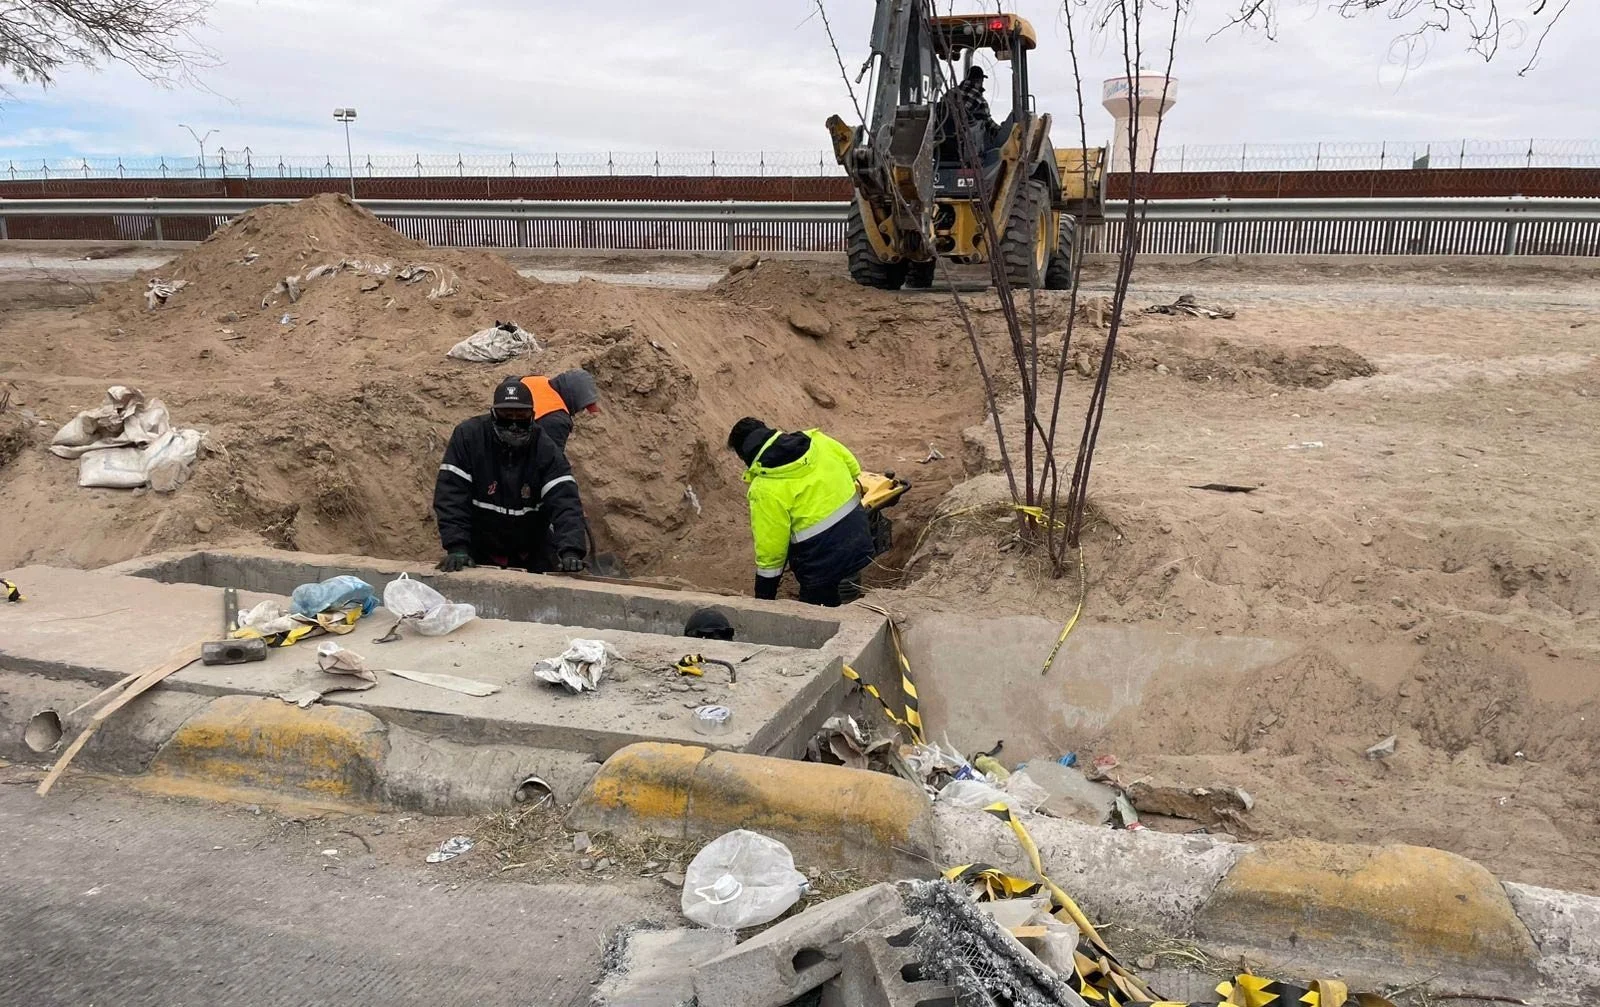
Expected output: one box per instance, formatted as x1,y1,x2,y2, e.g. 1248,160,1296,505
1196,839,1540,986
566,742,936,878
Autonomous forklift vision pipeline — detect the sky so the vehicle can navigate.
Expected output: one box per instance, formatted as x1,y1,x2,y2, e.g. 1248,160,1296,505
0,0,1595,164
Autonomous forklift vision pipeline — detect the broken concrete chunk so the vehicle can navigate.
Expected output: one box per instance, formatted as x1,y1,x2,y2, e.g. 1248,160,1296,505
1124,780,1254,827
1022,759,1119,825
819,923,943,1007
727,252,761,276
591,925,735,1007
1366,735,1397,760
694,882,905,1007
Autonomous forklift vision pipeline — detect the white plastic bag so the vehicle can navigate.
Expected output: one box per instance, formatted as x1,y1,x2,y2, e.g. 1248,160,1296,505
937,779,1037,813
533,638,614,694
446,322,542,363
682,829,808,929
382,573,477,637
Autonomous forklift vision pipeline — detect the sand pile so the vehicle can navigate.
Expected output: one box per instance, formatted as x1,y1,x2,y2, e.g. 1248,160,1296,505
0,204,991,588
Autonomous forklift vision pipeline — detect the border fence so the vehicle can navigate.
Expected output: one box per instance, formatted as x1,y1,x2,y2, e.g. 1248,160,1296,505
5,139,1600,181
4,196,1598,257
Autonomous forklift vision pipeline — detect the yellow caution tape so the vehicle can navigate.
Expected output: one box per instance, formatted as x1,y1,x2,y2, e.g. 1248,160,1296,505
843,605,924,745
230,608,362,648
1040,544,1086,677
949,804,1395,1007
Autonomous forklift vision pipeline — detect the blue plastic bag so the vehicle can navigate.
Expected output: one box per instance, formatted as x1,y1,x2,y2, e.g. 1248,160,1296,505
290,575,379,617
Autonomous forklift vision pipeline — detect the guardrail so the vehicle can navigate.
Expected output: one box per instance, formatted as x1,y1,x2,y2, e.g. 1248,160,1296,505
3,196,1599,256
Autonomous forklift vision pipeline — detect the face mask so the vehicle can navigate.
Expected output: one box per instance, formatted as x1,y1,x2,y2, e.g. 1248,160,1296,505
493,413,533,450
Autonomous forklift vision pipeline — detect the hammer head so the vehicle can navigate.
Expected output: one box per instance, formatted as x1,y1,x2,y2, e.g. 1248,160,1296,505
202,638,269,666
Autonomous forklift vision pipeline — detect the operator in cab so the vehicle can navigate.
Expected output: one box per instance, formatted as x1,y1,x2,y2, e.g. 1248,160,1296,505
433,377,588,574
727,417,875,607
946,64,999,149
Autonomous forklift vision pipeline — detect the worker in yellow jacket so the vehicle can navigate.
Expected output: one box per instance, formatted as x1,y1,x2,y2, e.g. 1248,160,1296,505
727,417,876,606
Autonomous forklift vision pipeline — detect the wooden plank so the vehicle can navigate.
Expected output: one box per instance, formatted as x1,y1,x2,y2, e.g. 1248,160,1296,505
64,671,141,718
37,642,203,797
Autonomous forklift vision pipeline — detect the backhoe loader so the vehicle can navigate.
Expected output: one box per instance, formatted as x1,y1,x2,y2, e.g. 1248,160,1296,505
826,4,1106,290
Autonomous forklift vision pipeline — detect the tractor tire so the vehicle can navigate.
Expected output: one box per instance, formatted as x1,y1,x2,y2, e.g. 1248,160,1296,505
846,204,909,290
905,259,937,289
1045,217,1077,290
1000,177,1051,288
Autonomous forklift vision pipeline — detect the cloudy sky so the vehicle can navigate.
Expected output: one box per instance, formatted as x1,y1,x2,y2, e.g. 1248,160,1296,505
0,0,1594,164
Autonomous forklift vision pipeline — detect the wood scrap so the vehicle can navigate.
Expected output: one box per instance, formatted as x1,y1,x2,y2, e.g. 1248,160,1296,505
385,667,499,697
64,670,141,718
38,642,203,797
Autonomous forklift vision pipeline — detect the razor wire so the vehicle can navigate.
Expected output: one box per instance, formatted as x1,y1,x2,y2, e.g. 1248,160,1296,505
5,139,1600,180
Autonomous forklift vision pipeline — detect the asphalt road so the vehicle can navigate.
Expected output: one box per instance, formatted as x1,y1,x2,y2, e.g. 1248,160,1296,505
0,771,666,1006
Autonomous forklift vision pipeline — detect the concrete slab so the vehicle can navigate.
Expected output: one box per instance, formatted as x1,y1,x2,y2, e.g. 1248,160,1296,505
0,555,888,762
899,614,1301,761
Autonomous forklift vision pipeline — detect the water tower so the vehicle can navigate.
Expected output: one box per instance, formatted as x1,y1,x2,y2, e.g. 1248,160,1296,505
1102,74,1177,172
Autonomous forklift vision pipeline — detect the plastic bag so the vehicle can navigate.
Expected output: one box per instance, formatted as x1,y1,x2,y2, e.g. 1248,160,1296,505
447,321,542,363
682,829,808,929
290,575,379,617
937,779,1039,814
382,573,476,637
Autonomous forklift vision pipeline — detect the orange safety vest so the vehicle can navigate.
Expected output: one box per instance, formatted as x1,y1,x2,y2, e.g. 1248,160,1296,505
521,376,568,419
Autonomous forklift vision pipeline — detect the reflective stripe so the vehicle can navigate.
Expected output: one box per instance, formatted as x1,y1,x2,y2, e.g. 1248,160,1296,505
439,463,472,483
756,566,784,578
791,495,860,544
541,474,577,497
471,499,535,517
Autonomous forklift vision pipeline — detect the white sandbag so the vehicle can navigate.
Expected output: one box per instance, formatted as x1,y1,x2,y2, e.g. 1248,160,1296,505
78,447,150,489
446,322,542,363
50,437,133,460
122,399,171,445
145,428,203,492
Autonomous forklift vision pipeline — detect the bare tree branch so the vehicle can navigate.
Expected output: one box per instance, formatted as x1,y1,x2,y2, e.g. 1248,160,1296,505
0,0,214,94
1222,0,1570,70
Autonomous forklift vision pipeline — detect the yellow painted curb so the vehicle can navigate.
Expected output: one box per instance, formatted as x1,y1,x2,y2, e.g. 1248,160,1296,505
566,742,935,878
1196,838,1538,977
149,695,388,806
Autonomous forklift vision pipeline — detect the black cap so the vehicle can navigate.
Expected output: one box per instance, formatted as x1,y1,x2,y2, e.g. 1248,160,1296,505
684,608,736,641
967,65,986,80
493,376,533,410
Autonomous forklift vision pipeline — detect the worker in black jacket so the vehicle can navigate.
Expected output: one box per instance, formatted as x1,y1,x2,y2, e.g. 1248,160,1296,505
433,377,588,573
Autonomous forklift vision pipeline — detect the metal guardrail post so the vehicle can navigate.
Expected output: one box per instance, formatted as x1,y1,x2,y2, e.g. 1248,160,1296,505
0,215,6,240
1210,219,1224,254
1503,219,1521,255
153,214,163,242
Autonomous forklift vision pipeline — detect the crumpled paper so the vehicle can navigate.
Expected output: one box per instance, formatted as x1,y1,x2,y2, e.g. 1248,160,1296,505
316,642,376,683
533,639,616,694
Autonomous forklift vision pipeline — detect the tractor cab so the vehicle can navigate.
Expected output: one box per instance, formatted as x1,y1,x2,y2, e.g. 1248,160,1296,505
929,13,1039,198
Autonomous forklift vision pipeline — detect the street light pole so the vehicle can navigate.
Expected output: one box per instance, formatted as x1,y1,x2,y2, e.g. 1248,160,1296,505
178,124,218,178
333,108,358,199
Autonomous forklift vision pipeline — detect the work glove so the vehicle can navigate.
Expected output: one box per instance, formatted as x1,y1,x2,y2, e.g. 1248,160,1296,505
436,551,474,573
558,552,586,573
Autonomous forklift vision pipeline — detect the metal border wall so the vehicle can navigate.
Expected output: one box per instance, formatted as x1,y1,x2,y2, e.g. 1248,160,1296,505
3,196,1599,256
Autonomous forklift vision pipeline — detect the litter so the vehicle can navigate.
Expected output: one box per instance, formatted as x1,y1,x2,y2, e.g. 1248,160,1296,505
144,278,188,310
380,573,476,637
681,829,807,929
50,387,205,491
805,714,896,771
290,576,379,618
397,263,460,300
1114,793,1146,831
920,444,945,464
276,669,377,709
691,705,733,736
231,598,366,649
1190,483,1259,493
384,667,499,697
446,320,542,363
425,835,474,863
315,641,376,682
1144,293,1234,319
1286,440,1325,451
1366,734,1398,759
534,638,615,694
1055,753,1077,767
279,313,297,325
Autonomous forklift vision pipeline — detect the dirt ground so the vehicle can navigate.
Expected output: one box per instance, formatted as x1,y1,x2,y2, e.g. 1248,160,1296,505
2,196,1598,893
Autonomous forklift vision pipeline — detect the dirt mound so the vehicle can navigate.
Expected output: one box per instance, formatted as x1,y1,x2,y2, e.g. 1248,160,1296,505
1067,330,1376,389
0,208,989,588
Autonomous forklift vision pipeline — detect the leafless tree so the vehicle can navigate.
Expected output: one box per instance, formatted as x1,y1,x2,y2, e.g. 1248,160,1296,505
1224,0,1574,74
0,0,214,93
